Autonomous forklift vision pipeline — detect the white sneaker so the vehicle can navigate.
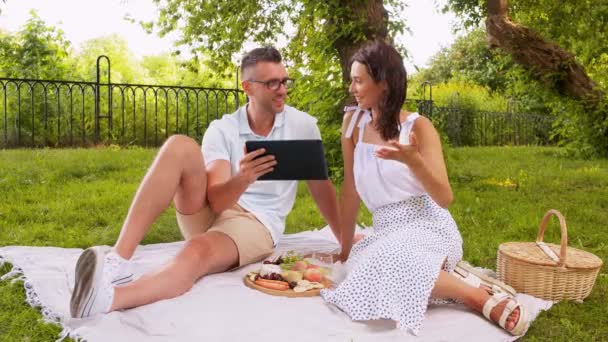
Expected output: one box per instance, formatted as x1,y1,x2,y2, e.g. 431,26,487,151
108,251,134,286
70,247,132,318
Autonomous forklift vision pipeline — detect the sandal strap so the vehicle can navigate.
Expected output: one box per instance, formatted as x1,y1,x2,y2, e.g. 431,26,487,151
498,299,520,328
510,304,530,336
482,292,509,320
490,285,503,294
483,293,529,336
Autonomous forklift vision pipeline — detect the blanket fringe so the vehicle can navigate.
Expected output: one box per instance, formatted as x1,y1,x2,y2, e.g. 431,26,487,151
0,255,84,342
57,326,85,342
0,258,24,282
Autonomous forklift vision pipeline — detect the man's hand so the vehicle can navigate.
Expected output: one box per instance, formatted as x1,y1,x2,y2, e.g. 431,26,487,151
374,132,422,166
337,252,349,263
337,233,364,262
237,147,277,185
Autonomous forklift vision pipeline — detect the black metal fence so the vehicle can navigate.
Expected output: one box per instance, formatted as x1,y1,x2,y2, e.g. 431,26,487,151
1,57,556,148
424,105,555,147
1,56,245,148
407,84,555,147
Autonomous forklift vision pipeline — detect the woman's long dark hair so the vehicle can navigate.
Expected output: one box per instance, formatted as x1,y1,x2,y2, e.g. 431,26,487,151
351,40,407,141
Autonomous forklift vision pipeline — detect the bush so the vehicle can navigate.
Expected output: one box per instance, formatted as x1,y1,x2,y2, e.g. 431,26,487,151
410,80,511,146
422,80,509,111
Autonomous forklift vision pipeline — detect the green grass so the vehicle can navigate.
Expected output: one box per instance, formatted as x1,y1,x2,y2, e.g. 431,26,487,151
1,146,607,341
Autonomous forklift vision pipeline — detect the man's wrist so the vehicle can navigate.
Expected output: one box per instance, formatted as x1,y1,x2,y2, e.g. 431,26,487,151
234,172,253,187
338,250,350,262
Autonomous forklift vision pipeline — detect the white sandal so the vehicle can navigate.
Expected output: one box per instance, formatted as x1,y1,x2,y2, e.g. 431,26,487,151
482,292,530,336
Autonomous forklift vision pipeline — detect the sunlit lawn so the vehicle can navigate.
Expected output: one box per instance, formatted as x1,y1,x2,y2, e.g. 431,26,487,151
1,146,607,341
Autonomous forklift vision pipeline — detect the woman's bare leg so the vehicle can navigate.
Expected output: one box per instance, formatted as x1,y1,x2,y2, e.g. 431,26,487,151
431,270,521,331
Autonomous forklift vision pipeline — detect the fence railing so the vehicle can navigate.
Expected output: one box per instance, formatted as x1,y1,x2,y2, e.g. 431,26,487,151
1,57,556,148
407,84,555,147
428,106,555,146
1,56,245,148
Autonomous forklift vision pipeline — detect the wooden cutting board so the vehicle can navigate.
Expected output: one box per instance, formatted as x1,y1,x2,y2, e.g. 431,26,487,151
244,276,323,297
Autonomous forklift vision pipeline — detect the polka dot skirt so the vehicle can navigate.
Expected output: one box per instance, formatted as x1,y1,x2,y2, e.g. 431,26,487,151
321,195,463,335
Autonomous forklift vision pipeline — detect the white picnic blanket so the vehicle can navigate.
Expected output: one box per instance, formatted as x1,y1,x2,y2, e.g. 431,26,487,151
0,226,552,342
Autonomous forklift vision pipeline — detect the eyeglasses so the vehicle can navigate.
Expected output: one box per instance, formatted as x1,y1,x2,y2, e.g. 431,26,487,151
247,78,295,90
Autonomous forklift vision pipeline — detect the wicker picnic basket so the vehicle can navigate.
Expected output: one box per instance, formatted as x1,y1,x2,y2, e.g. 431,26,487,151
497,209,603,302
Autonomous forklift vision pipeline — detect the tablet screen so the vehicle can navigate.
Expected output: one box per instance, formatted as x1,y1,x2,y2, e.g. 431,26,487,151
245,140,329,180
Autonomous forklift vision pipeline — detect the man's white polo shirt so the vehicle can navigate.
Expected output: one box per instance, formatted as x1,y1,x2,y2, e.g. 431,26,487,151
201,104,322,245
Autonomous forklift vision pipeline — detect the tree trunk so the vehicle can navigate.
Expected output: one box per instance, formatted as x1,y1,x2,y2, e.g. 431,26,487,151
329,0,390,85
486,0,603,109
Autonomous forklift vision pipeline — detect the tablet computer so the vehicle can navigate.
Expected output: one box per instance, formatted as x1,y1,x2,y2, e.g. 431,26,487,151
245,139,329,180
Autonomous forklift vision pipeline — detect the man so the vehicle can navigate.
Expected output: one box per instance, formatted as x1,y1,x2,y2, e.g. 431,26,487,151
70,47,342,318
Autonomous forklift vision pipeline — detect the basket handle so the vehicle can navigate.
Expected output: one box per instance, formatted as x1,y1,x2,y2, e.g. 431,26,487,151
535,209,568,267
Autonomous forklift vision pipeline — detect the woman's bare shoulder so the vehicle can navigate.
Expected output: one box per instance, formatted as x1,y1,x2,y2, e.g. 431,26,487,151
342,108,357,124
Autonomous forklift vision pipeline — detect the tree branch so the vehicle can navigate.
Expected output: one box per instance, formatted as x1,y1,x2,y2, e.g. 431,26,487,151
485,0,603,109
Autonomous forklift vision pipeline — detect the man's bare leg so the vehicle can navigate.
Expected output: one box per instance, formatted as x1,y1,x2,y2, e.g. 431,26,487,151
110,231,239,310
114,134,208,259
70,134,210,318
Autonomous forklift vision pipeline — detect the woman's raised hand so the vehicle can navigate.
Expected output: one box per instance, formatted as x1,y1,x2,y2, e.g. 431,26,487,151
374,132,422,166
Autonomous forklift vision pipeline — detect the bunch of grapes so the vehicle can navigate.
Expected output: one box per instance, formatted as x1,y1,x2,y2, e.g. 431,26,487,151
262,256,287,265
259,273,284,281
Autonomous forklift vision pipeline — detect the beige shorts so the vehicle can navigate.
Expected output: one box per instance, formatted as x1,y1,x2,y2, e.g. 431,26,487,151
175,204,274,267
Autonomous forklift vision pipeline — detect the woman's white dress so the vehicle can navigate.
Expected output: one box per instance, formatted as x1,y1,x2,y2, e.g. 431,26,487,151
320,109,463,335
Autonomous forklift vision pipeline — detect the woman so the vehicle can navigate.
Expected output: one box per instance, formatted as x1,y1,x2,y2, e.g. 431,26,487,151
320,40,529,336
